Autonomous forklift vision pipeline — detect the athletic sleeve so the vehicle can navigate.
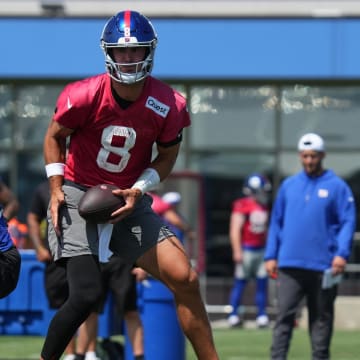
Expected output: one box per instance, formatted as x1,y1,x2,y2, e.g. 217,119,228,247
334,182,356,260
156,93,191,145
53,76,103,130
264,184,286,260
232,198,250,215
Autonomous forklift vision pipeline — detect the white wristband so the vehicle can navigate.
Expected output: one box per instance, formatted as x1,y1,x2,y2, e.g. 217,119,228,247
132,168,160,195
45,163,65,178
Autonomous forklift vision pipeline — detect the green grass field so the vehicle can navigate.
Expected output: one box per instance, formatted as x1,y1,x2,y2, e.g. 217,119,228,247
0,328,359,359
188,328,359,360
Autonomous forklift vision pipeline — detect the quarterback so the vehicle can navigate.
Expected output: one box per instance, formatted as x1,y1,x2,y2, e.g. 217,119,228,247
41,9,219,360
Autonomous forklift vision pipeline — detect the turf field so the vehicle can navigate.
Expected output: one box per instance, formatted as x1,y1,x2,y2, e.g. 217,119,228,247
188,327,359,360
0,328,359,359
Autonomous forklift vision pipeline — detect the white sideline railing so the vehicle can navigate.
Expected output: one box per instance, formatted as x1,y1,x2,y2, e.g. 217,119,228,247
205,261,360,315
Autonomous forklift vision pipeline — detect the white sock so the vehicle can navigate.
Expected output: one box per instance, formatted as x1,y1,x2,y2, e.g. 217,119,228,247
85,351,98,360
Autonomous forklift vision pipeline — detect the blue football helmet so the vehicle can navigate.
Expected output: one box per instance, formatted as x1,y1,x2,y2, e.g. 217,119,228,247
100,10,158,84
243,173,272,199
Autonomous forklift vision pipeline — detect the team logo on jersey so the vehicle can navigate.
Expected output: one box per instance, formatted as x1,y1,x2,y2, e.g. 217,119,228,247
145,96,170,118
67,96,73,110
318,189,328,198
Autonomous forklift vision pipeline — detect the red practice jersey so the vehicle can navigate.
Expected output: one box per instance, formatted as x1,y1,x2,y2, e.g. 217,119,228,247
231,197,269,248
149,193,171,215
53,74,190,189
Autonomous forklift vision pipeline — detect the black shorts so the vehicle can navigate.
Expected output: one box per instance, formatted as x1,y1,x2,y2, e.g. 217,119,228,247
44,261,69,309
98,255,137,317
0,246,21,299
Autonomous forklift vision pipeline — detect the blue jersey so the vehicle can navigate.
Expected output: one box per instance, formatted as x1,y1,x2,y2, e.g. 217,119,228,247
0,205,14,252
265,169,356,271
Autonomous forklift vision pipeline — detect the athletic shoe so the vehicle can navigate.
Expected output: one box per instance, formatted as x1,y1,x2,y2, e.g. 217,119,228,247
228,314,241,327
256,314,270,328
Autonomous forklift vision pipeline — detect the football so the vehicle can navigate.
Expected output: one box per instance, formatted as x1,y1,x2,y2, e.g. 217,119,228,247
78,184,125,223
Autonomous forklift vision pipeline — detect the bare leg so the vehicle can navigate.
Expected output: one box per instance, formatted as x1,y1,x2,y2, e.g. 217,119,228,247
76,313,98,355
136,237,219,360
64,337,76,358
124,310,144,356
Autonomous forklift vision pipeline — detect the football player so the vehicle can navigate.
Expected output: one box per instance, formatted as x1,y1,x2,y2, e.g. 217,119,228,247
227,173,271,328
41,10,219,360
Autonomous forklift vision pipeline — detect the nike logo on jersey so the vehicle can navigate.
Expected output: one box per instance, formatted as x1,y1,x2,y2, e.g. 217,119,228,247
145,96,170,118
67,96,73,109
131,226,142,246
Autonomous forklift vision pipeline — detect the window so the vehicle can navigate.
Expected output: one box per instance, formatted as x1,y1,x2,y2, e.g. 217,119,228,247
280,85,360,149
0,84,13,147
15,85,63,148
190,85,276,150
1,80,360,289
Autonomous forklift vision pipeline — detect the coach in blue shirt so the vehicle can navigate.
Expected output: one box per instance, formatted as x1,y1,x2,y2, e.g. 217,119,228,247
265,133,356,360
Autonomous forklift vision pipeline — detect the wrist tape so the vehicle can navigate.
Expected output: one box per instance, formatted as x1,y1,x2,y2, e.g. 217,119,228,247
132,168,160,195
45,163,65,178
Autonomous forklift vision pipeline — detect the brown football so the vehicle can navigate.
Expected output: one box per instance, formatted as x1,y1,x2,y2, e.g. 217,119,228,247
78,184,125,223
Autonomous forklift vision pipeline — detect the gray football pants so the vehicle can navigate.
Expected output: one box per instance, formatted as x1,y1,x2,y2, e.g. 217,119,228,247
271,268,337,360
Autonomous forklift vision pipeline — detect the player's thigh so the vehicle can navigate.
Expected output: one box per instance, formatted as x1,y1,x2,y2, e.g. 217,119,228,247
137,236,193,288
251,249,267,278
241,250,253,278
47,185,98,260
242,249,267,279
111,195,171,264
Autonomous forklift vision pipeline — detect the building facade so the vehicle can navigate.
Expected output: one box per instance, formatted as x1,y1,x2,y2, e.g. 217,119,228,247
1,4,360,288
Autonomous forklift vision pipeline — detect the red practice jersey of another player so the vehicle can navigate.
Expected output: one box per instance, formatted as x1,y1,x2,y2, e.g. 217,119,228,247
149,193,171,215
53,74,190,189
231,197,269,249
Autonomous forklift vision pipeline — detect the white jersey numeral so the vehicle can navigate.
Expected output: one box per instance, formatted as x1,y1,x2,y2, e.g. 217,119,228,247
96,125,136,173
249,210,268,234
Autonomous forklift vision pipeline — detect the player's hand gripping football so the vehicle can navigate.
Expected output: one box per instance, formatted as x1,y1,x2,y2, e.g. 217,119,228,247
109,187,143,223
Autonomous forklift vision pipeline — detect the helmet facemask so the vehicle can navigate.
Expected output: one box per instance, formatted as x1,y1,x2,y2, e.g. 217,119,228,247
101,42,156,84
